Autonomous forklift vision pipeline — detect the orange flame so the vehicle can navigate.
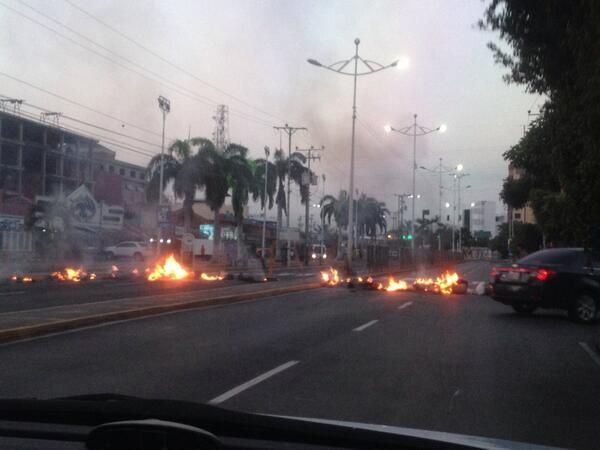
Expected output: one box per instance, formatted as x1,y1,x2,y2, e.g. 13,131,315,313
366,276,374,284
200,273,224,281
111,265,119,272
413,272,460,295
320,267,340,286
147,254,190,281
385,277,409,292
436,271,460,295
52,267,84,282
10,275,33,282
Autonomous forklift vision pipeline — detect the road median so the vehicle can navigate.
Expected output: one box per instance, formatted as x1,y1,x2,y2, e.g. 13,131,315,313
0,280,321,344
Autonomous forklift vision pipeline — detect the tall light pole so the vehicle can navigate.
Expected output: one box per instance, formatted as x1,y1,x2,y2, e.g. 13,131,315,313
261,146,270,260
385,117,446,255
420,160,462,250
447,167,467,253
308,39,400,274
157,95,170,255
273,124,307,266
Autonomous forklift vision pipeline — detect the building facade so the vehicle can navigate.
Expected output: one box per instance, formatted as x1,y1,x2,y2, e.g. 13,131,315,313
507,164,536,225
470,200,497,237
0,110,147,256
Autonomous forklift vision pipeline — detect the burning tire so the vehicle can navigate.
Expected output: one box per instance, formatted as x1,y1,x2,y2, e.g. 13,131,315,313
451,279,468,295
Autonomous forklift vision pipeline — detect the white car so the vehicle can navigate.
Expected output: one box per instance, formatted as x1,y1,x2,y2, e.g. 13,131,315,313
103,241,151,261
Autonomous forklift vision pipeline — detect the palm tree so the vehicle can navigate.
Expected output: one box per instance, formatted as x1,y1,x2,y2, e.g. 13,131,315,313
252,158,277,212
272,149,308,257
416,215,441,247
357,195,389,239
196,142,258,262
227,146,255,265
321,190,350,259
146,138,204,233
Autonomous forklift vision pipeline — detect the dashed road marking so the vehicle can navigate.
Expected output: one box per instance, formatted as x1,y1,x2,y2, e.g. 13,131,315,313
579,342,600,368
208,360,299,404
353,319,378,332
398,302,413,310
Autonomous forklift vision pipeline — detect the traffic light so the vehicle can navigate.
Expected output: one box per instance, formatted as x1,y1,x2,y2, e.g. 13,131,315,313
401,234,406,240
407,234,413,240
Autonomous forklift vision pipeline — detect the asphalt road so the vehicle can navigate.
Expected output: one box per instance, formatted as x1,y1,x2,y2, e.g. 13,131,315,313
0,260,599,449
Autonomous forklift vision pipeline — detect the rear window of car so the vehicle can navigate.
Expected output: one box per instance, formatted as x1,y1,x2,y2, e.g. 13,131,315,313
518,249,582,267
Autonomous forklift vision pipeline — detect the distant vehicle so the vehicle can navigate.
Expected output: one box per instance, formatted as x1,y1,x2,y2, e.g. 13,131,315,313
488,248,600,323
103,241,152,261
310,244,327,260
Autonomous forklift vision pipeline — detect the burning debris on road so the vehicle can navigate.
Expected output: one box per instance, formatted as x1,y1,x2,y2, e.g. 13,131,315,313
320,267,340,286
147,254,190,281
51,268,96,282
319,269,467,295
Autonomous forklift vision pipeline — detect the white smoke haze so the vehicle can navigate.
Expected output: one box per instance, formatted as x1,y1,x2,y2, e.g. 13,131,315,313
1,0,537,226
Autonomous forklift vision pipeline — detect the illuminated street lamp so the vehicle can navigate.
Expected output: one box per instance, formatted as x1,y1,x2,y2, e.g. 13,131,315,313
309,39,400,273
385,115,446,254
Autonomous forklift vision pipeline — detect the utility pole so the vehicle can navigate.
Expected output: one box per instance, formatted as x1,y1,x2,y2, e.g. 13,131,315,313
261,146,270,261
296,145,324,265
393,193,410,235
320,174,326,255
157,96,170,256
273,123,307,266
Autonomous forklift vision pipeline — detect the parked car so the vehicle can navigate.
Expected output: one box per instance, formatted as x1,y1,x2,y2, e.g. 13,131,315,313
488,248,600,323
103,241,152,261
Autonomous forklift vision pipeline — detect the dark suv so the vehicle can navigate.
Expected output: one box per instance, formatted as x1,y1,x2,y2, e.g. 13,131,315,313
488,248,600,323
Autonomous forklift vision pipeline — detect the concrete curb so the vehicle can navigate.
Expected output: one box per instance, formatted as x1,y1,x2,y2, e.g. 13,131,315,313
0,282,322,344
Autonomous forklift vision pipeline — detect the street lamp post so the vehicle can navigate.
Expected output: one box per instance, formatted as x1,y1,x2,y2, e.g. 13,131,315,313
385,117,446,255
261,146,270,261
157,95,170,256
308,39,399,274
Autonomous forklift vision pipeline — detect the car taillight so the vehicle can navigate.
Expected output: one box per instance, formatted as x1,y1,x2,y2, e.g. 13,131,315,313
490,266,498,277
535,268,556,281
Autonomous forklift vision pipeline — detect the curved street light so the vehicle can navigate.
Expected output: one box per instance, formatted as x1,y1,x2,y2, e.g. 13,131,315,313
385,114,446,254
308,39,399,273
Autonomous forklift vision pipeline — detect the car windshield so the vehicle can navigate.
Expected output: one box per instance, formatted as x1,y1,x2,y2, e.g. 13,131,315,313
1,1,599,449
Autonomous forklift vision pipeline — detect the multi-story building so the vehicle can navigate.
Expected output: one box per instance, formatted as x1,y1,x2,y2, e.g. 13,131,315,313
0,110,147,256
507,164,536,225
470,200,497,237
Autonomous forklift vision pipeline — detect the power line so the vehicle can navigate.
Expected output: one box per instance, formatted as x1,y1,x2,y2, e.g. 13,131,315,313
7,103,156,159
0,2,275,129
1,93,162,151
62,0,286,124
0,72,169,140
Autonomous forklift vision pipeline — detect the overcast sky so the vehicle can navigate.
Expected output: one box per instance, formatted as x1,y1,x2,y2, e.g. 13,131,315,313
0,0,540,225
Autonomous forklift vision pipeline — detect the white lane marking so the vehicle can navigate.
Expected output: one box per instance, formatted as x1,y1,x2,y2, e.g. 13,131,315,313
398,302,413,310
208,361,299,405
353,319,378,332
448,388,462,413
579,342,600,368
0,291,25,296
